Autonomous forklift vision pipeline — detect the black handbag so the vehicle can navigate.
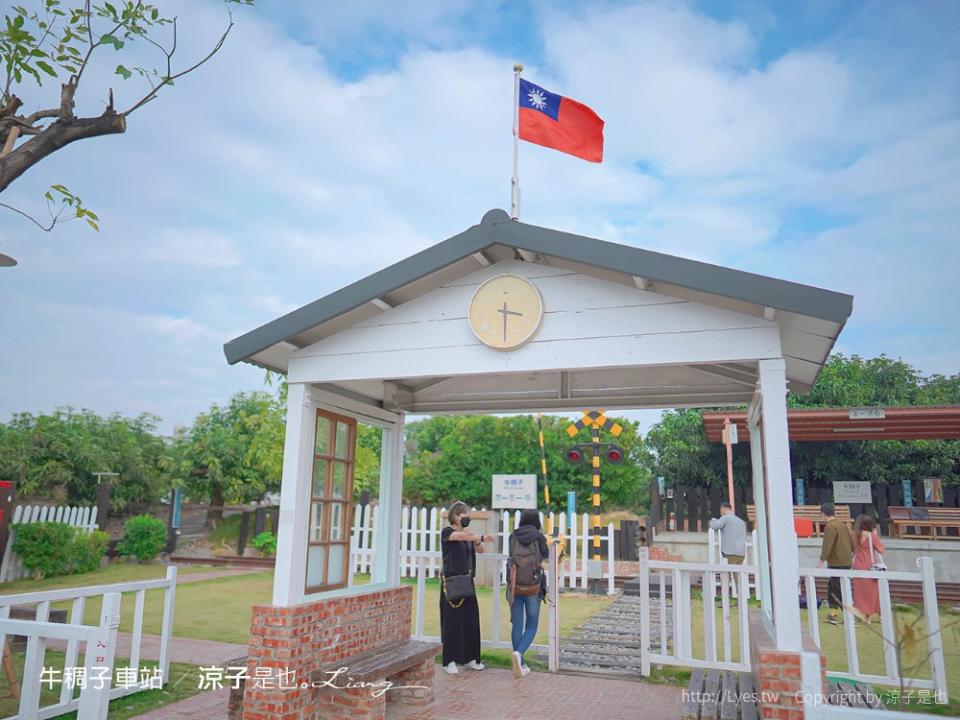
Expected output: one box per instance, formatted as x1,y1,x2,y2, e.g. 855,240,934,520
442,537,476,607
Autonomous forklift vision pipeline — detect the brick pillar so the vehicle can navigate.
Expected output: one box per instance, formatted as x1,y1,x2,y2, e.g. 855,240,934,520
387,658,436,706
240,586,414,720
749,610,825,720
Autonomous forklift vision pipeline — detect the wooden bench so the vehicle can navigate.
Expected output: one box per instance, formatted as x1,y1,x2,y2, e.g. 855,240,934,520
682,668,758,720
889,506,960,540
228,639,441,719
746,505,850,537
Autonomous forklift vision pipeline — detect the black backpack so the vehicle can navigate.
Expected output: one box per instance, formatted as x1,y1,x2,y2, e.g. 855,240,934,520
509,534,543,596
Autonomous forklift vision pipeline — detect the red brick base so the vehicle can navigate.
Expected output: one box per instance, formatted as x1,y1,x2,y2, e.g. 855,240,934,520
749,610,826,720
237,586,429,720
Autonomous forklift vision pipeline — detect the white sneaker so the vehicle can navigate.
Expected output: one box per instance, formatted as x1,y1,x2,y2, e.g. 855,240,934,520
511,651,522,678
466,660,485,670
445,662,459,675
520,665,531,677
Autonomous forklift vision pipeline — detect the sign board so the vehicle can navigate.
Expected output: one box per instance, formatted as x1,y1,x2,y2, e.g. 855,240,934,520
849,407,885,420
833,480,872,504
723,423,739,444
923,478,944,504
491,474,537,509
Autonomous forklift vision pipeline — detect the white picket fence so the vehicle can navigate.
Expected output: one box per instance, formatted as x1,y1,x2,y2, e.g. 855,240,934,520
0,504,100,582
637,547,755,674
799,559,947,700
0,566,177,720
350,504,618,591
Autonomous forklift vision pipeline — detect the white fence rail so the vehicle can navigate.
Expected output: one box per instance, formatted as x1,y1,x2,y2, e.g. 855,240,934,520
351,504,617,592
707,527,759,599
801,651,946,720
799,559,947,701
638,547,755,675
0,504,99,582
405,550,550,653
0,566,177,720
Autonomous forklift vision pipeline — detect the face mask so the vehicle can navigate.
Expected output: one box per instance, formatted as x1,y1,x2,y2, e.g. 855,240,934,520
460,516,471,528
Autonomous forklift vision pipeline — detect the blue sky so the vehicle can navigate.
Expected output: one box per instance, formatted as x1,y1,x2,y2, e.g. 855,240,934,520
0,0,957,433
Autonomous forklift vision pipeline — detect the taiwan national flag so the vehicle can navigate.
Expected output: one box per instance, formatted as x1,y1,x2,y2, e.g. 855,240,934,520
518,78,604,163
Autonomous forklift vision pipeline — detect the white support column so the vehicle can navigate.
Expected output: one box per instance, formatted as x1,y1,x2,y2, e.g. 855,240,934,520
272,382,315,607
373,412,405,587
748,395,773,616
757,358,802,650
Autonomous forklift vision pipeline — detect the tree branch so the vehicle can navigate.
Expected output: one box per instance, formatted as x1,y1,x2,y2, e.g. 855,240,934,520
0,111,126,193
123,15,234,116
0,201,62,231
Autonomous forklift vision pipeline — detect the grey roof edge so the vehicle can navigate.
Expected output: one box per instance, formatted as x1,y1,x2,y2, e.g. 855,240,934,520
224,208,854,366
496,218,854,324
223,216,497,365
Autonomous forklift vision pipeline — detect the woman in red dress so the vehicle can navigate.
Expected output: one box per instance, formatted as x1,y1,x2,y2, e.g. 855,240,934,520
851,515,885,623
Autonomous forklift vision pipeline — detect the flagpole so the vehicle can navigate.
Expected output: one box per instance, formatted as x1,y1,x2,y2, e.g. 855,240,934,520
511,62,522,219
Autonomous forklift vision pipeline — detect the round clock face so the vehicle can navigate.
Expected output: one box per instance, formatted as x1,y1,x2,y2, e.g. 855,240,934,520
468,274,544,350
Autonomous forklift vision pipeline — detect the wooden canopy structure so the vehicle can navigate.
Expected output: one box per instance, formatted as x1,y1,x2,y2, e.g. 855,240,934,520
703,406,960,442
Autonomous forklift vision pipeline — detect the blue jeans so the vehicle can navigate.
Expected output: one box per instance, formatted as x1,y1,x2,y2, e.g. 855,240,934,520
510,593,541,665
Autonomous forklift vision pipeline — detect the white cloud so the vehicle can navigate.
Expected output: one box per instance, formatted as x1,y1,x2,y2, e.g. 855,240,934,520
0,0,956,432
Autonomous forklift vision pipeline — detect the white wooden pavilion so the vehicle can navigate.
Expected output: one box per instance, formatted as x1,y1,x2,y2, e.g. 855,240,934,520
224,208,853,656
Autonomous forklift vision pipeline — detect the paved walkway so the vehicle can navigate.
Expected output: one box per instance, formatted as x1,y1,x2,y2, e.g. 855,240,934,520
130,666,682,719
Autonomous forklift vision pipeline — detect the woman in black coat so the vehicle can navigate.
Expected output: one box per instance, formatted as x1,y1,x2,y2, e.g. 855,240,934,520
440,500,495,674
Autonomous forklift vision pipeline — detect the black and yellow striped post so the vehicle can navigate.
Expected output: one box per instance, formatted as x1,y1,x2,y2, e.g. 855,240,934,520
566,410,623,561
537,414,553,537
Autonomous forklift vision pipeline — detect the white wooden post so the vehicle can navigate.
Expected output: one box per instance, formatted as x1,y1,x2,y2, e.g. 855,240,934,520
580,512,589,590
272,382,315,606
374,413,405,587
757,358,802,650
158,565,177,682
703,569,716,662
748,400,773,616
60,596,86,705
919,557,948,701
639,547,650,675
491,554,501,644
415,556,426,639
606,523,615,595
77,592,121,720
800,650,826,720
548,542,559,672
840,576,860,677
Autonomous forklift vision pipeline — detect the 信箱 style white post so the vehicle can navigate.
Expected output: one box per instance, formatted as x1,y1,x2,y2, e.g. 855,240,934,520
374,412,405,587
757,358,802,650
272,382,315,606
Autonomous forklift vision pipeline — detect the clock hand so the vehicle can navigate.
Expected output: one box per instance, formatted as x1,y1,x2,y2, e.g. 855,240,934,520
497,302,524,341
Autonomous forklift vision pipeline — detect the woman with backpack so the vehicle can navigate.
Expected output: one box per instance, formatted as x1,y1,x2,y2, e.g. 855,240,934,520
507,509,549,678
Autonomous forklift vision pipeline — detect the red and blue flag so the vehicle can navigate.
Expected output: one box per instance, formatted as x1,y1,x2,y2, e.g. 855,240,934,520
518,78,604,163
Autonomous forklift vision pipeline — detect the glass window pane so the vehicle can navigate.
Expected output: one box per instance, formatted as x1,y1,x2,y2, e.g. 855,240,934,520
327,545,345,585
334,421,351,459
306,545,326,588
309,502,324,541
312,459,329,497
315,415,331,455
331,463,347,499
329,502,344,541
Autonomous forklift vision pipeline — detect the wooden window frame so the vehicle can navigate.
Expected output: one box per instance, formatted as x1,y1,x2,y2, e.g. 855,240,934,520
305,408,356,594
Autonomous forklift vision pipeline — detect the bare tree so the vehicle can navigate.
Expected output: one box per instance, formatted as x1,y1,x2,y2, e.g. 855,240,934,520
0,0,251,231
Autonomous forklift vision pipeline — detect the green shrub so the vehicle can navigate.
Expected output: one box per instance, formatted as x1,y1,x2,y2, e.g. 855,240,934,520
250,531,277,556
74,530,110,573
11,522,110,579
116,514,168,561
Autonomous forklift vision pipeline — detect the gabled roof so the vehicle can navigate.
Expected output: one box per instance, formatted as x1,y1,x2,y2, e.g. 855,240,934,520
224,208,853,385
